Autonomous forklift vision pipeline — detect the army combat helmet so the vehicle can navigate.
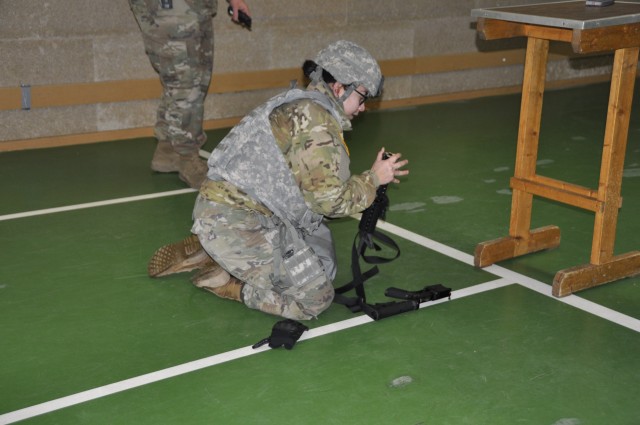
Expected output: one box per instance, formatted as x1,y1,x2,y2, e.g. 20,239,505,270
314,40,383,101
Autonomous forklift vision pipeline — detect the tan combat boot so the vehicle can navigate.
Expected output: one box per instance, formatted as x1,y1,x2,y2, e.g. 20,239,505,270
209,278,244,302
148,235,214,277
192,265,244,302
178,154,208,189
151,142,180,173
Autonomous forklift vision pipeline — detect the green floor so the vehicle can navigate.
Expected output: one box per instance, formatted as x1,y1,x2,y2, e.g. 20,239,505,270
1,81,639,424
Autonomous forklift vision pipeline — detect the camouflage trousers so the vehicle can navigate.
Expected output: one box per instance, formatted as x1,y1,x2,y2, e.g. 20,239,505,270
191,195,336,320
131,0,214,155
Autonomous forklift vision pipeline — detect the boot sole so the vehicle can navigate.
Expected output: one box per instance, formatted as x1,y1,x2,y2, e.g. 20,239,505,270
151,163,180,173
148,235,212,277
191,264,230,289
202,277,244,302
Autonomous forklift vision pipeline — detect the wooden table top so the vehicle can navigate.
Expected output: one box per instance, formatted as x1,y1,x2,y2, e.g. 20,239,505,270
471,1,640,30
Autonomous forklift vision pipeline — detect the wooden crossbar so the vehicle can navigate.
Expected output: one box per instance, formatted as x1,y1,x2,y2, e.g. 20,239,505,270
510,174,622,212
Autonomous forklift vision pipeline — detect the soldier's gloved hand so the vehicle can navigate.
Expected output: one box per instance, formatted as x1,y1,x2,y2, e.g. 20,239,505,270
252,319,309,350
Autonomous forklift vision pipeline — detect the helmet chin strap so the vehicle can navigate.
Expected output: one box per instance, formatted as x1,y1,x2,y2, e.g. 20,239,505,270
339,84,357,103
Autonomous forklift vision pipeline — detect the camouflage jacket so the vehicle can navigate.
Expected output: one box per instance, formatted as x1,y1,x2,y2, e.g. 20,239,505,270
201,81,379,223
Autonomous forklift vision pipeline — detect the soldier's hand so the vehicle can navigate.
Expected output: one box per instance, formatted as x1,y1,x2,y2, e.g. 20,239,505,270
228,0,251,23
371,148,409,185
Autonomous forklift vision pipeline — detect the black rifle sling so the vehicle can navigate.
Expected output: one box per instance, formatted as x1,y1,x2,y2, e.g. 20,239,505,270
340,229,400,293
333,219,407,319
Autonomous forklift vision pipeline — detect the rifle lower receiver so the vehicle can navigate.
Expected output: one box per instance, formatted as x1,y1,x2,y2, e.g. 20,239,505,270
385,284,451,303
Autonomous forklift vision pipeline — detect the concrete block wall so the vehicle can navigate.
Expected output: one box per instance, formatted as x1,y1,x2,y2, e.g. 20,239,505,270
0,0,618,144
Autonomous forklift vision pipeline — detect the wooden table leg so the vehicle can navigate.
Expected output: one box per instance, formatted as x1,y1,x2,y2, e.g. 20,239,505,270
553,47,640,296
591,47,639,265
475,37,561,268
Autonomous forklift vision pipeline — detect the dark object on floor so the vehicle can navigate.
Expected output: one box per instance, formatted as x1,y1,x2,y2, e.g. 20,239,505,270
252,319,309,350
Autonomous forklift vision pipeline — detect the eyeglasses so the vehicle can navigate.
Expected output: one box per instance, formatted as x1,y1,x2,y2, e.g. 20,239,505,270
353,88,368,105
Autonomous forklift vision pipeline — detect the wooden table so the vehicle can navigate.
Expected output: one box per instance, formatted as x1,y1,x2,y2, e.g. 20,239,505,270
471,1,640,297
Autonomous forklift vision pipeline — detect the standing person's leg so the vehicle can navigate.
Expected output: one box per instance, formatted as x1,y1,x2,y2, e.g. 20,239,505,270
131,1,213,188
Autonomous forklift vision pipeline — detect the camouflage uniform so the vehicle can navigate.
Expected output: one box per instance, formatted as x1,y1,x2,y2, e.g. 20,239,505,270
129,0,216,155
192,80,380,320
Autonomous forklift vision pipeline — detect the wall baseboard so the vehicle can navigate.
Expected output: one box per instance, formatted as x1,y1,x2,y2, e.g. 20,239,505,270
0,73,612,153
1,49,595,111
